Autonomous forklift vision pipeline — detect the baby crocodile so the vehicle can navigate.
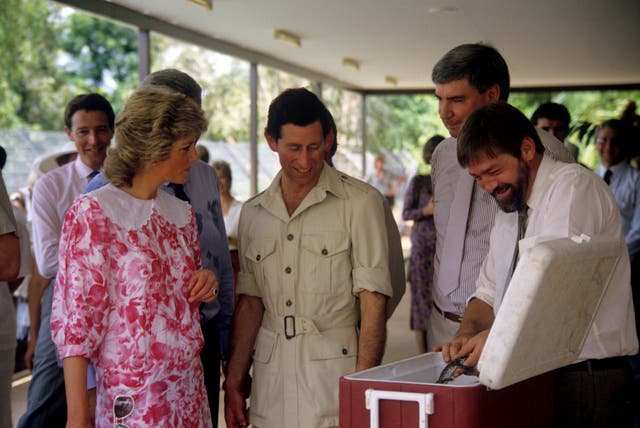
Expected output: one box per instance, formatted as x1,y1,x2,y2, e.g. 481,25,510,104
435,357,474,384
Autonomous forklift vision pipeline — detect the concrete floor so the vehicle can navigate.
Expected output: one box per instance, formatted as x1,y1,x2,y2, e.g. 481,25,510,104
10,288,419,427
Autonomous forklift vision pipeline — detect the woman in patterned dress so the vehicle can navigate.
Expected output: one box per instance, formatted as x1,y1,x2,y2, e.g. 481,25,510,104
52,87,217,428
402,135,444,353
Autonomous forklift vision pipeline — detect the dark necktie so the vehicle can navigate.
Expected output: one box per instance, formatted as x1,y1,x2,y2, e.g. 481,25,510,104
87,170,99,181
504,207,529,296
603,169,612,185
169,183,190,203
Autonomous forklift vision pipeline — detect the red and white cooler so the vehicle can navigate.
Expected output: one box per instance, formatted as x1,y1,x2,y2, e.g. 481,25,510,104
340,235,625,427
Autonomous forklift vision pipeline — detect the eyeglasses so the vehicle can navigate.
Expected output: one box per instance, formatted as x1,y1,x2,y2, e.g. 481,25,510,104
113,394,134,428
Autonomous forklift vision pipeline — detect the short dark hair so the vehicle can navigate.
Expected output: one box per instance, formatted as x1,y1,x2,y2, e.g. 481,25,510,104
265,88,332,140
0,146,6,170
432,43,510,101
327,110,338,159
423,135,445,164
457,101,544,167
64,93,115,130
531,102,571,127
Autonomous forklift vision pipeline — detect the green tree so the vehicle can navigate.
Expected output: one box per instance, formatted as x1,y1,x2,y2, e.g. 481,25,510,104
0,0,65,129
58,12,139,112
150,36,252,142
366,94,447,158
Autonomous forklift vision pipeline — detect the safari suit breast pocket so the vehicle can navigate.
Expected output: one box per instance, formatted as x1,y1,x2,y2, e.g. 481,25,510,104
300,232,350,294
243,238,278,293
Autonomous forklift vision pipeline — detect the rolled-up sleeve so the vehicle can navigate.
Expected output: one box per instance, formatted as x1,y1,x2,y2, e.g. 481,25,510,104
350,189,393,298
236,205,262,298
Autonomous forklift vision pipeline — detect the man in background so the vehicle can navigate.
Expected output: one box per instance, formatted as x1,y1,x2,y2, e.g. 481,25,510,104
531,101,579,160
366,154,406,209
19,93,115,428
595,119,640,340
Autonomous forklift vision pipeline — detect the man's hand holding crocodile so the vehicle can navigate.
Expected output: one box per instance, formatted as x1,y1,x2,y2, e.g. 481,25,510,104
436,298,495,376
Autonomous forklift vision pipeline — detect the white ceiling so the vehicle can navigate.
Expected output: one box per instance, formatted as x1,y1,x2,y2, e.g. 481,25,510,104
59,0,640,92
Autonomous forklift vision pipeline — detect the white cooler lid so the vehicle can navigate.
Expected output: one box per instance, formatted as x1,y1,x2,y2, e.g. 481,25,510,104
478,234,624,389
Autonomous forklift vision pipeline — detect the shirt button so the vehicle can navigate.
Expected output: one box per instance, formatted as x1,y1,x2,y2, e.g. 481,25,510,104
256,254,261,261
286,299,292,307
285,266,292,274
287,234,294,241
342,347,348,355
321,248,328,255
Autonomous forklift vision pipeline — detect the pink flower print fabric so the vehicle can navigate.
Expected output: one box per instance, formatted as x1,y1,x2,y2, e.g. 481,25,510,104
52,192,212,427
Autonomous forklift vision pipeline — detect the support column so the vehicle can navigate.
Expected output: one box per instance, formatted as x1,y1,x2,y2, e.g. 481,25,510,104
250,62,259,196
312,81,323,99
360,93,367,178
138,29,151,84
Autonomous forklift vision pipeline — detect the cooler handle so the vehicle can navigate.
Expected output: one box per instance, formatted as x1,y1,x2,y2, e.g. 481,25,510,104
365,388,434,428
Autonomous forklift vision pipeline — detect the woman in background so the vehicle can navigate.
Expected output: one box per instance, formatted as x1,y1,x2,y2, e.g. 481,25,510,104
402,135,444,353
213,160,242,288
52,87,216,428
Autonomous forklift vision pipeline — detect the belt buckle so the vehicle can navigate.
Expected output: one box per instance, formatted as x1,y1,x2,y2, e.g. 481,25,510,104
284,315,296,339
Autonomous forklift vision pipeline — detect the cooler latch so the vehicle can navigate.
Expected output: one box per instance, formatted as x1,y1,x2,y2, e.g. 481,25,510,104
365,389,434,428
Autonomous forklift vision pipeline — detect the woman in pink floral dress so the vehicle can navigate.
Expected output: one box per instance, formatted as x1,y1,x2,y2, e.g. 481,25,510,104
51,87,217,428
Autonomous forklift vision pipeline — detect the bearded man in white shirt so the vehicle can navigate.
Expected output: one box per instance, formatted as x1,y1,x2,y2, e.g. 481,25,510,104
441,101,638,428
19,94,114,428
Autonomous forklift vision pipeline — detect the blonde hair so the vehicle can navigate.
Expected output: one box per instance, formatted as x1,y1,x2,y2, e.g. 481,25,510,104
104,87,207,187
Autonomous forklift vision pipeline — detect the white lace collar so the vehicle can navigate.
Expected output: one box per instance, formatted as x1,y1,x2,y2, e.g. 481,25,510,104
89,183,191,230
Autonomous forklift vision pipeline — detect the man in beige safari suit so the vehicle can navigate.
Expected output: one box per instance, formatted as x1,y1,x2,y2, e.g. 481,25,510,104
224,88,393,428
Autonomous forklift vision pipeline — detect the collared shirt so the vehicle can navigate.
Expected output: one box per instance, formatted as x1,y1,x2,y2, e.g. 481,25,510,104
597,162,640,258
237,164,392,427
474,155,638,360
85,160,234,355
224,198,243,250
32,157,95,278
431,129,575,315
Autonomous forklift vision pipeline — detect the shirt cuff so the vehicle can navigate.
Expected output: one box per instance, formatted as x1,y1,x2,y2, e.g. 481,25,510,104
236,271,261,297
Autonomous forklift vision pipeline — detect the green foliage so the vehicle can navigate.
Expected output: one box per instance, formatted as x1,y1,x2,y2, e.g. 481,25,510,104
58,13,139,113
366,94,447,161
151,35,252,142
0,0,64,128
0,1,140,128
323,86,362,147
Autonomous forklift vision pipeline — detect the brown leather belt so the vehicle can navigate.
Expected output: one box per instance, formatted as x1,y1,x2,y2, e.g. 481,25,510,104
433,303,463,323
